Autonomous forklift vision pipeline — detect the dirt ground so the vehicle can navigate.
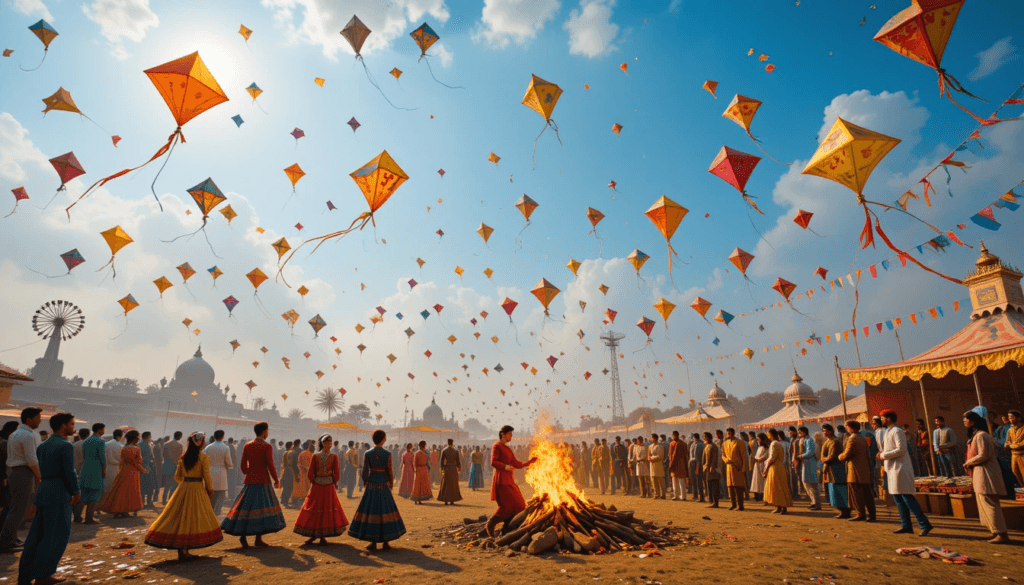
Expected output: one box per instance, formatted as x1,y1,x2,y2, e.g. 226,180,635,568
2,483,1021,585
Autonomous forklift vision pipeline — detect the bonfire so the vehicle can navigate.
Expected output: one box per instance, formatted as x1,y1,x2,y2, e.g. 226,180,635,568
442,432,691,555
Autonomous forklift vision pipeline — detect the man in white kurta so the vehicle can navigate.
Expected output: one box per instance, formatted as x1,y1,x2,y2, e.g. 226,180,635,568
204,430,233,516
103,430,124,494
634,439,650,498
878,410,933,536
648,435,666,499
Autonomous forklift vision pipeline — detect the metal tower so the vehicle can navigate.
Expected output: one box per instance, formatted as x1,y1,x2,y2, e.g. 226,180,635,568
601,331,626,424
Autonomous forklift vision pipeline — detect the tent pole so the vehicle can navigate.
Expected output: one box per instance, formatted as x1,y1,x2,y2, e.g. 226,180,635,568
834,356,848,421
919,378,937,476
893,328,905,361
972,371,984,407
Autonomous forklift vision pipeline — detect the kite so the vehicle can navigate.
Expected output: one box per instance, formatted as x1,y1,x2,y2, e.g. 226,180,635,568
279,150,407,283
743,348,755,360
714,310,734,326
314,77,325,87
340,15,409,109
390,68,402,80
297,285,309,299
546,356,558,369
619,62,628,74
691,297,712,320
599,284,609,296
246,268,271,313
153,276,173,298
23,20,58,71
654,298,676,331
604,309,617,324
637,316,655,339
522,74,563,166
722,94,787,165
308,314,326,337
220,205,237,224
792,209,824,237
477,223,494,244
567,259,581,277
246,83,268,113
515,194,539,223
290,128,305,143
244,380,256,391
874,1,997,124
488,152,501,165
284,164,305,193
803,117,959,283
702,80,718,98
612,123,623,136
207,266,223,287
530,278,560,317
98,226,133,279
814,266,829,280
231,115,243,127
41,88,114,141
6,187,29,218
644,195,688,277
117,294,139,315
165,178,227,252
348,117,361,132
410,22,461,89
627,249,649,278
438,168,445,178
66,52,229,218
282,309,299,334
47,152,86,205
230,339,241,353
272,237,291,262
772,278,797,309
60,249,85,273
728,247,755,278
239,24,252,42
708,146,764,214
454,266,464,280
501,298,518,322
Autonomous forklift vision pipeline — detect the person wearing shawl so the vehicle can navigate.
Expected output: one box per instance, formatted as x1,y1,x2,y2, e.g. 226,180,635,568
963,407,1011,544
294,434,349,545
820,424,849,519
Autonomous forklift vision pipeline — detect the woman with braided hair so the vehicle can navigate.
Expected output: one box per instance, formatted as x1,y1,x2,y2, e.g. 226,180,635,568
294,434,349,545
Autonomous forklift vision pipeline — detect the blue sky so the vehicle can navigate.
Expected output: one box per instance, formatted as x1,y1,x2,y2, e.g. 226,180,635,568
1,0,1023,431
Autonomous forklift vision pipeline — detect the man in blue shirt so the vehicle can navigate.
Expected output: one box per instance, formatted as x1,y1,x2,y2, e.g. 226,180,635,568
19,412,80,585
932,416,957,478
79,423,107,524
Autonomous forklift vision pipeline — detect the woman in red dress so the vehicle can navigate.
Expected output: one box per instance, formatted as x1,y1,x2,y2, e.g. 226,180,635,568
294,434,349,545
410,441,433,503
398,443,415,498
101,430,146,518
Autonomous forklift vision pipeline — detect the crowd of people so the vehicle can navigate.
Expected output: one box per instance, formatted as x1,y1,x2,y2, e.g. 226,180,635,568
0,406,1020,584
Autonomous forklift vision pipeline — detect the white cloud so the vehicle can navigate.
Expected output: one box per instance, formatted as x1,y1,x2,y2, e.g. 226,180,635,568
261,0,450,60
82,0,159,59
13,0,52,20
564,0,618,58
476,0,560,48
668,0,682,13
969,36,1018,81
433,42,454,67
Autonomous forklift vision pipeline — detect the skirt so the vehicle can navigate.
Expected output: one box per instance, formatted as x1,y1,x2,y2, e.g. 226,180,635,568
101,468,143,513
348,482,406,543
140,463,156,495
437,467,463,503
398,465,414,498
468,463,484,489
410,468,432,502
294,483,349,538
221,483,287,536
144,480,223,550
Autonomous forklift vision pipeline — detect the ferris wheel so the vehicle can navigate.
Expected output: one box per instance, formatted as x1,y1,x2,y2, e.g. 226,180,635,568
32,300,85,341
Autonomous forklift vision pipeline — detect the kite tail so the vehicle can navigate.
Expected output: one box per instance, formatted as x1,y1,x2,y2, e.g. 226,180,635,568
183,282,197,301
161,219,221,259
807,227,826,238
110,315,130,340
423,56,464,90
253,100,268,115
746,129,790,166
746,205,774,250
20,48,47,72
741,192,765,215
253,292,271,319
531,123,547,170
66,128,182,219
4,203,19,218
276,212,373,286
25,265,71,279
40,186,66,211
866,208,964,285
360,59,415,111
96,256,117,281
937,70,1017,126
507,320,521,346
81,113,114,137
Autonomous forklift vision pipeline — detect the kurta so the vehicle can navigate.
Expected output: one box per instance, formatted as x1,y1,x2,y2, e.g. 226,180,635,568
144,454,224,550
294,452,349,538
101,445,144,513
721,438,748,488
635,444,650,477
820,437,848,509
18,435,78,584
410,450,433,502
964,431,1006,496
437,446,463,503
79,435,106,502
398,451,415,497
295,450,313,501
349,447,406,543
763,441,793,507
668,439,689,478
648,443,665,478
879,426,915,495
750,445,768,494
139,441,156,497
204,441,233,492
468,450,485,488
104,439,123,491
797,436,819,484
221,438,286,536
491,441,528,517
839,433,872,484
429,449,441,485
702,443,720,481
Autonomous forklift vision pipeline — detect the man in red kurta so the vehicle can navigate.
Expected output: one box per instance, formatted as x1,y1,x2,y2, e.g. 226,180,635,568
487,425,536,537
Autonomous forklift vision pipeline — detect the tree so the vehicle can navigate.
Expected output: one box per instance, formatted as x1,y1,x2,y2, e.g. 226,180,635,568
344,403,371,426
462,418,493,438
102,378,140,393
288,408,305,420
314,388,343,420
143,383,160,394
252,397,267,411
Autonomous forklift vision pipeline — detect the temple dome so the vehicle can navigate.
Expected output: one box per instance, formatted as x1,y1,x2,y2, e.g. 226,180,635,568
423,397,444,422
173,346,215,388
708,380,727,402
782,368,818,405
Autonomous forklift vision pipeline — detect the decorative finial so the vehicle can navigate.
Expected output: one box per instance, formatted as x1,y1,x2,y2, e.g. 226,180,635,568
791,367,802,383
194,344,203,359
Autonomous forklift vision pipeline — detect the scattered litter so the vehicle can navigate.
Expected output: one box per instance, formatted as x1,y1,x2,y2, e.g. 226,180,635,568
896,547,971,564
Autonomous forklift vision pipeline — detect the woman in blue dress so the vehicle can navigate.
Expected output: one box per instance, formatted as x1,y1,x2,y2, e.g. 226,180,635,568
468,445,484,490
348,430,406,552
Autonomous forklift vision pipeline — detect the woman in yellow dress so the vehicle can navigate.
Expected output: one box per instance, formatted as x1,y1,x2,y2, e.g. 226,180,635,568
294,441,314,503
144,432,223,560
761,430,793,515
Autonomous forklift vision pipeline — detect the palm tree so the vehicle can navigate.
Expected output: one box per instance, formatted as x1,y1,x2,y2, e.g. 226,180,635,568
252,397,267,410
288,408,305,419
314,387,343,420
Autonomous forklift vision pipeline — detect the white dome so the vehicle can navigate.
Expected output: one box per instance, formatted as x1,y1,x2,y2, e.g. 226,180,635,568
708,380,727,402
423,397,444,421
782,368,817,405
173,346,215,388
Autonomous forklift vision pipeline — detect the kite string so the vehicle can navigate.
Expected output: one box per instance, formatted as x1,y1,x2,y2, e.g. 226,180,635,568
276,212,374,287
0,338,45,354
20,47,47,72
360,58,415,112
25,265,71,279
423,55,464,90
746,129,790,166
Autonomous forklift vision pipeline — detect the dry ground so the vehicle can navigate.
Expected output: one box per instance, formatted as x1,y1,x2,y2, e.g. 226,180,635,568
2,483,1020,585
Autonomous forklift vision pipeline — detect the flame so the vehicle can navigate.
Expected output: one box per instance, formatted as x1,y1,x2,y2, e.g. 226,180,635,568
525,427,585,509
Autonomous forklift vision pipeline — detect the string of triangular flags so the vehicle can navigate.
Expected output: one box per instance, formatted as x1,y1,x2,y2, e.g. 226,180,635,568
681,296,971,367
896,82,1024,211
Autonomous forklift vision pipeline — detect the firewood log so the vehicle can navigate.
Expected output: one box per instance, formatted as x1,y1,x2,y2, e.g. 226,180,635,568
495,510,554,547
